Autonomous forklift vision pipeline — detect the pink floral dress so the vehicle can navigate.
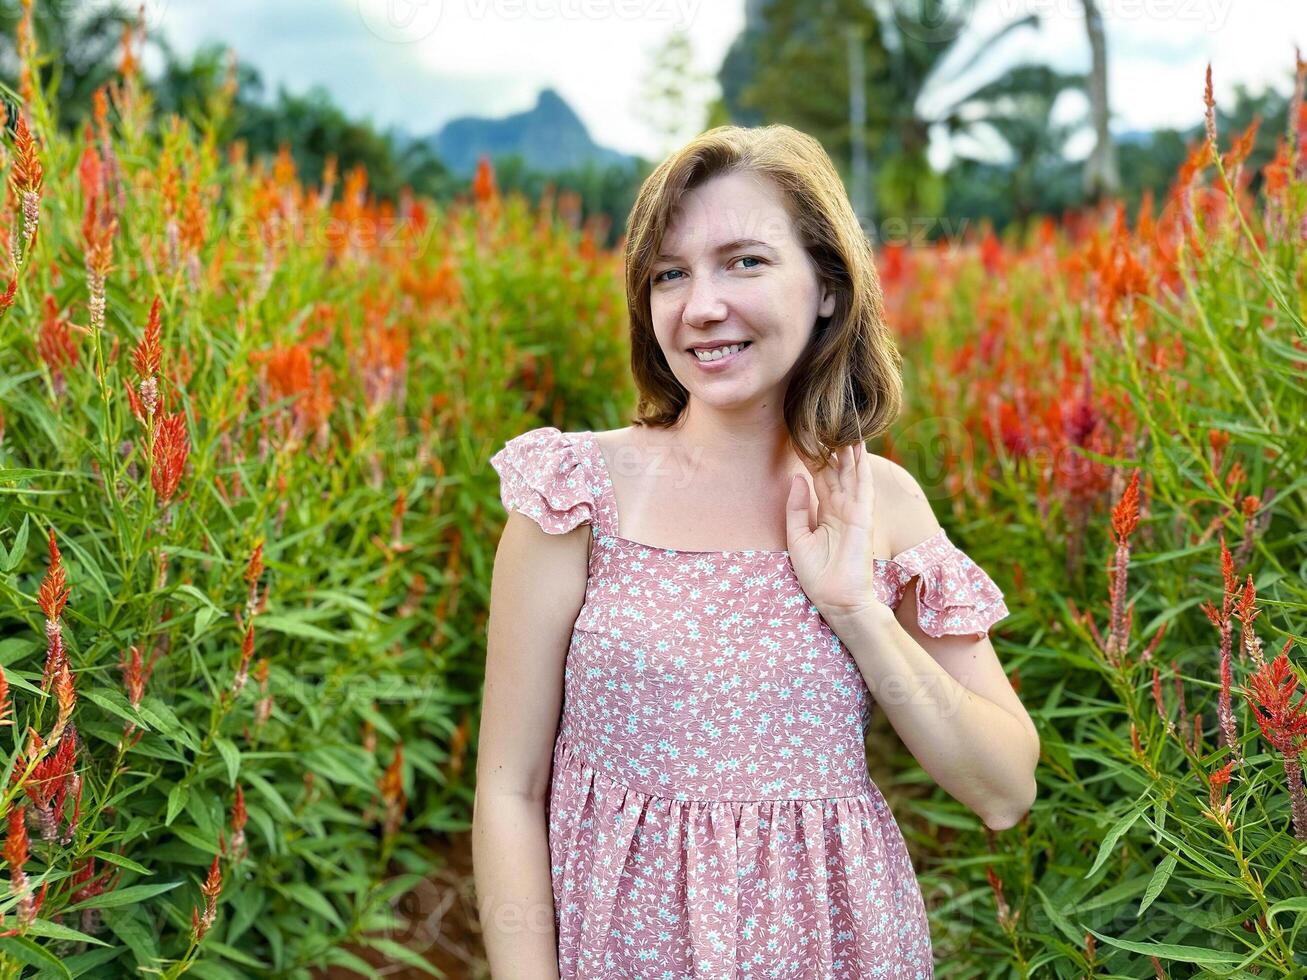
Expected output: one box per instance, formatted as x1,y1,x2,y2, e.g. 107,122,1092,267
489,426,1010,979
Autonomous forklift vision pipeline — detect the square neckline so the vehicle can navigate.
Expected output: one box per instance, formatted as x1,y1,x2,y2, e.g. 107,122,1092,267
576,428,932,567
578,429,793,558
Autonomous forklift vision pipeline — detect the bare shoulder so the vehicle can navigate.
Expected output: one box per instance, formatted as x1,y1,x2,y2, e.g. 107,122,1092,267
865,451,943,555
590,425,642,458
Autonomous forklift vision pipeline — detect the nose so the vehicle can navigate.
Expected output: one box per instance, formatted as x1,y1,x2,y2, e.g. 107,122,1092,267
680,270,728,330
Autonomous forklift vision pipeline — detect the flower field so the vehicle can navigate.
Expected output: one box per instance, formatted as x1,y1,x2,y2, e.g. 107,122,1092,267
0,12,1305,978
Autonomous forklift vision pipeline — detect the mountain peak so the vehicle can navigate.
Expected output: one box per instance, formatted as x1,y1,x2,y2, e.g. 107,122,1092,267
428,88,634,178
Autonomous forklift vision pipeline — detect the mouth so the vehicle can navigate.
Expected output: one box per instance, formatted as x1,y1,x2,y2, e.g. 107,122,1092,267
687,340,752,365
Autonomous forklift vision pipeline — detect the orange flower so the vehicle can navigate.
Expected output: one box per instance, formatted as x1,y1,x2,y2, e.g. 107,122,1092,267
150,410,190,503
1243,641,1307,759
37,527,71,623
191,853,223,943
378,742,407,838
132,295,162,380
473,155,497,205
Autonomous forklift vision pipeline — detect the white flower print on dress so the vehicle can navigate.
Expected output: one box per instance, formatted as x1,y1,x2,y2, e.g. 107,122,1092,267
490,426,1009,978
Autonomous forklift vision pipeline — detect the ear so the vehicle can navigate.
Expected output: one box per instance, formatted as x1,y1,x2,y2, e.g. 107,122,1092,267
818,285,836,319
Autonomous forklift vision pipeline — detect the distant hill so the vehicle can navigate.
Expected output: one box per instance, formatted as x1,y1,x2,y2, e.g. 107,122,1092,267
420,87,639,177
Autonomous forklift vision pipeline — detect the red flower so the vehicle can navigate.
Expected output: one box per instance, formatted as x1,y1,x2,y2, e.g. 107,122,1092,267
151,410,190,503
37,528,71,622
132,296,163,380
1242,641,1307,758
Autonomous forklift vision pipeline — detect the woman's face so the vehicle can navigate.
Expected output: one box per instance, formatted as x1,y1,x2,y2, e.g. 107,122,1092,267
648,171,836,413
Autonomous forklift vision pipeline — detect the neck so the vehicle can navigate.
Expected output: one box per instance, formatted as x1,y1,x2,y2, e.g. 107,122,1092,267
666,400,799,480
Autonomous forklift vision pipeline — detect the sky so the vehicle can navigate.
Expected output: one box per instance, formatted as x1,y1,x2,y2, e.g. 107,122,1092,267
130,0,1307,166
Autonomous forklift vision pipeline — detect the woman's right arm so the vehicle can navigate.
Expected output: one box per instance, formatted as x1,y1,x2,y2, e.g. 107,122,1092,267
473,510,590,979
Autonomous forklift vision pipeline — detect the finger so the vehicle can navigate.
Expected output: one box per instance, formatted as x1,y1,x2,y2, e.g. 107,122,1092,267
830,445,852,498
816,447,841,499
800,452,831,513
839,444,855,493
785,472,811,545
853,441,870,507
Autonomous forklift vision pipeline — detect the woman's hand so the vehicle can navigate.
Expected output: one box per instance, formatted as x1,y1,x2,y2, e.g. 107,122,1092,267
784,441,888,627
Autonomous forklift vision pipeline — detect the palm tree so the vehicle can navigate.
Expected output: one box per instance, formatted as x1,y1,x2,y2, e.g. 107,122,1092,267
944,64,1087,221
864,0,1052,217
0,1,152,131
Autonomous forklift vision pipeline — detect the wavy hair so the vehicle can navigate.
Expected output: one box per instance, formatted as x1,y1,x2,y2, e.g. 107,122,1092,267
622,124,903,471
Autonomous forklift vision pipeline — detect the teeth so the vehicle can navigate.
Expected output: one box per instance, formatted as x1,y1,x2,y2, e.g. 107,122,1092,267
693,342,749,362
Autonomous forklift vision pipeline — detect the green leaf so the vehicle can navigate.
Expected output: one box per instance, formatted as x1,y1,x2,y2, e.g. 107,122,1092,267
257,613,348,644
206,938,269,968
322,946,382,977
227,883,266,945
1269,896,1307,921
82,689,150,731
359,936,441,976
1083,927,1244,964
51,946,124,977
0,935,73,978
136,695,198,751
20,916,112,946
0,636,38,665
193,603,220,640
214,735,241,786
3,514,30,572
92,849,153,876
304,745,376,793
1032,885,1083,945
59,536,112,602
102,907,161,968
245,772,295,821
185,960,248,980
62,881,183,914
275,882,345,930
1086,806,1143,879
1138,853,1176,918
166,782,188,826
175,582,225,614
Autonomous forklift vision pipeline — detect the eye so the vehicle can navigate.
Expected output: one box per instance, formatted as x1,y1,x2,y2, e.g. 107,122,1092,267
652,256,764,285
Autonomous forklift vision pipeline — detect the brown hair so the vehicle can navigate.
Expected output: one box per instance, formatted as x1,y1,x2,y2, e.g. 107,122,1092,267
622,123,903,471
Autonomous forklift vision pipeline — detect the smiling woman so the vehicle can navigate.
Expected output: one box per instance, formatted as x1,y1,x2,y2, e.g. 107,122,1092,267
475,123,1033,979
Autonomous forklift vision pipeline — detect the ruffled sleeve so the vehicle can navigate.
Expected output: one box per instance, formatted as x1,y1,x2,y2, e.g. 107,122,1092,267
489,426,596,534
882,528,1010,638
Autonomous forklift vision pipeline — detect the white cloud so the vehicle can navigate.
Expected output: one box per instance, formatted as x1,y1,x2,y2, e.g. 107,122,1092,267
145,0,1306,164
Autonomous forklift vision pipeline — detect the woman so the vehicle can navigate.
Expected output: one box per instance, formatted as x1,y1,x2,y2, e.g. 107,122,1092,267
474,124,1039,978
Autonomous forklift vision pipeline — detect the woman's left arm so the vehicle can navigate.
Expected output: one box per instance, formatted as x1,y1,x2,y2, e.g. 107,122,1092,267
785,444,1038,832
827,599,1039,831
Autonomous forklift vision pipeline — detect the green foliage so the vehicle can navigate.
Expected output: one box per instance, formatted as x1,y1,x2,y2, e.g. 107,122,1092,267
0,33,629,974
873,78,1307,976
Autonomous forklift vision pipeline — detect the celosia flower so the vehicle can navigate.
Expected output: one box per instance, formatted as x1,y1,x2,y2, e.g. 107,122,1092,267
150,410,190,503
1243,642,1307,759
38,528,71,694
231,624,254,696
0,805,48,937
378,743,407,839
1200,535,1241,761
8,112,44,248
190,854,223,943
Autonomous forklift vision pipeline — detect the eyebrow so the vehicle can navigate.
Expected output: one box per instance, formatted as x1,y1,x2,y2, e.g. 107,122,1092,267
655,238,777,262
